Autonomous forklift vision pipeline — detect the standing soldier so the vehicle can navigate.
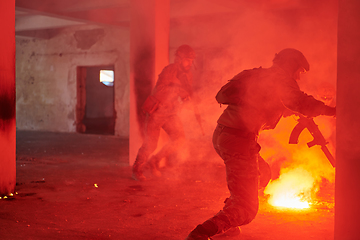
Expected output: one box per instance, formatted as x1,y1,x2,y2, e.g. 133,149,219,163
185,48,336,239
133,44,199,181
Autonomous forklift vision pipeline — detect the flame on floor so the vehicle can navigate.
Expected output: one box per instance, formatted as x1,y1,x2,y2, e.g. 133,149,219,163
259,116,335,210
264,167,315,209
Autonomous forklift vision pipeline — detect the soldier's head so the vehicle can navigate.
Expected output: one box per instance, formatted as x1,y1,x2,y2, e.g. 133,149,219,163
273,48,309,80
175,44,195,72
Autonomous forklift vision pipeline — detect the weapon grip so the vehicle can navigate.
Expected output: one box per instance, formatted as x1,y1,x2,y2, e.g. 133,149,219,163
307,140,317,148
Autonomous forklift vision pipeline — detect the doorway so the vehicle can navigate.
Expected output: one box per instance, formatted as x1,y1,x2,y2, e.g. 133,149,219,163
76,66,115,135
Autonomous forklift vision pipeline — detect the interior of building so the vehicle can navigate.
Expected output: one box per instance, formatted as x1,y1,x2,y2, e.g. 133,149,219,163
1,0,360,239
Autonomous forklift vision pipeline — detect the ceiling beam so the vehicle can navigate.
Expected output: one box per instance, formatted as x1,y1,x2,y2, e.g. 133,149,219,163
15,0,130,27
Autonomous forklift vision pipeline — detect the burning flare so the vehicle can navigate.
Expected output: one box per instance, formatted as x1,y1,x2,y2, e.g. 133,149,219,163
260,116,335,209
264,167,315,209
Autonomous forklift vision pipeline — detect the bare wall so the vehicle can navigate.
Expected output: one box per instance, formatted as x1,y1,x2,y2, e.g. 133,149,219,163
16,25,130,137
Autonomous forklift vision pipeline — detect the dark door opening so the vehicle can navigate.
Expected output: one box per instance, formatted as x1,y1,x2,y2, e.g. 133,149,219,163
76,66,115,135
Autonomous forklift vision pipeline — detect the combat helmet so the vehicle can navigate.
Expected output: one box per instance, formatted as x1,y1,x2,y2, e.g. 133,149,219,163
273,48,310,75
175,44,196,59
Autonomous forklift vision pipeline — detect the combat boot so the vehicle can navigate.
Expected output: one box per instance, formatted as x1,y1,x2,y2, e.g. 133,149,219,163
211,227,241,239
132,162,146,181
148,156,162,177
185,225,210,240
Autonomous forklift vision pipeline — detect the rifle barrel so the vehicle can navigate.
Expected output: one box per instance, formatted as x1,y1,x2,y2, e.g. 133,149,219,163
321,145,336,168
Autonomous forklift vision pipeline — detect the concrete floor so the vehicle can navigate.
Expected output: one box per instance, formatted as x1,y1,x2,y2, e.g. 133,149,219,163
0,130,334,239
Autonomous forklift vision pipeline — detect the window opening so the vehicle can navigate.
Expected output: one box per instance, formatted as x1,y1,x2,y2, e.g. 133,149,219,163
100,70,114,87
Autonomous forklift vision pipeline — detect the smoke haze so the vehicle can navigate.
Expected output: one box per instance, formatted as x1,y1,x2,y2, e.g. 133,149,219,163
158,0,338,183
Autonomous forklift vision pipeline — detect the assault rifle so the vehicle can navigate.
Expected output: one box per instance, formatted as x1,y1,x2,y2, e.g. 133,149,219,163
289,115,335,168
193,105,205,136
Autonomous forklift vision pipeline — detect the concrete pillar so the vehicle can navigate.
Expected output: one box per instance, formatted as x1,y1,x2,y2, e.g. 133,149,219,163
129,0,170,166
335,0,360,239
0,0,16,196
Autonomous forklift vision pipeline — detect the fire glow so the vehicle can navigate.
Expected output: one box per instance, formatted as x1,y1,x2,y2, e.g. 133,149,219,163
264,167,315,209
259,115,335,210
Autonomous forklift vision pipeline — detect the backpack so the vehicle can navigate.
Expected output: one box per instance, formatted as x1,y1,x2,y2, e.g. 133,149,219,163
215,67,262,105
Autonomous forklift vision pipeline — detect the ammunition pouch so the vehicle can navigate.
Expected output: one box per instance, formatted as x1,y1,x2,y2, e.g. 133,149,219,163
142,95,160,114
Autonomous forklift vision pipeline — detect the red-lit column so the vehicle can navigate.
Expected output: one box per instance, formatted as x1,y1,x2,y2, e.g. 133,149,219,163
129,0,170,166
335,0,360,239
0,0,16,196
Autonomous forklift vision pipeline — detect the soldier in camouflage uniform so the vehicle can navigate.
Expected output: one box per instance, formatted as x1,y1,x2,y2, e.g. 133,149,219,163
185,48,336,240
133,45,197,181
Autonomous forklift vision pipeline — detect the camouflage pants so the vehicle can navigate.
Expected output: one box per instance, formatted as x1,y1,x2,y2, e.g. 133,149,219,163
210,124,261,233
134,113,185,171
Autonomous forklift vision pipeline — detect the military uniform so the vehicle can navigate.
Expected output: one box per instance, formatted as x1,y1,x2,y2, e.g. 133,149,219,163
133,63,193,180
186,49,336,239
